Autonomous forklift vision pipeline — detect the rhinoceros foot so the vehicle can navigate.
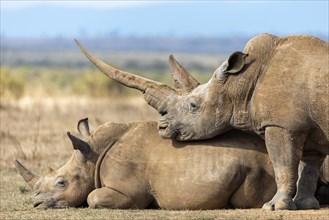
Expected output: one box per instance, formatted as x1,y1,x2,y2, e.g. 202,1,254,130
294,196,320,210
262,192,297,211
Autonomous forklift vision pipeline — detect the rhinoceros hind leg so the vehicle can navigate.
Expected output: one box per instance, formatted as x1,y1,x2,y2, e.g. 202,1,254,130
294,197,320,209
87,187,136,209
293,157,323,209
315,182,329,205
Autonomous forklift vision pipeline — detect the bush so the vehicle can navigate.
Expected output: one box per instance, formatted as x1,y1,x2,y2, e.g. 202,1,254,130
1,66,183,99
72,68,128,97
0,67,25,98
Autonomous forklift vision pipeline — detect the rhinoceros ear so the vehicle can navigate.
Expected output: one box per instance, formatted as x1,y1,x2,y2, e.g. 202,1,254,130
77,118,91,137
67,132,91,155
222,51,248,74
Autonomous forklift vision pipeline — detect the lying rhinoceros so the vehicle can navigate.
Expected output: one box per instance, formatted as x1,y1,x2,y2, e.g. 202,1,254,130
75,34,329,210
16,119,279,209
15,119,328,209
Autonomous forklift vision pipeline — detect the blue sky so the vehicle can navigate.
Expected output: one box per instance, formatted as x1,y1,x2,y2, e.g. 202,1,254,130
1,1,328,39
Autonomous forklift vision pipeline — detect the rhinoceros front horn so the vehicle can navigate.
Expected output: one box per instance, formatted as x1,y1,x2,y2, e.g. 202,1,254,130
75,39,176,111
14,159,41,189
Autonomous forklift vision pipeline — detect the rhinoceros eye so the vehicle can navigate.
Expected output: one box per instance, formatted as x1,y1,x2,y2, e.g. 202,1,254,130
188,99,199,113
55,177,67,189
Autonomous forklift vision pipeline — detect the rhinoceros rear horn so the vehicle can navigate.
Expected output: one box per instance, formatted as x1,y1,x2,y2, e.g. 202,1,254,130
14,159,41,189
168,55,200,95
75,39,176,111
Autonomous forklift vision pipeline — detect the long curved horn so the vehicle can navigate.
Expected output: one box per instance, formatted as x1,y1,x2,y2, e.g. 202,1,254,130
14,159,41,189
169,55,200,95
75,39,175,110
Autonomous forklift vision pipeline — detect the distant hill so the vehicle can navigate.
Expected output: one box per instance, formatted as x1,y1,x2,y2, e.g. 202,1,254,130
2,35,327,74
1,36,250,54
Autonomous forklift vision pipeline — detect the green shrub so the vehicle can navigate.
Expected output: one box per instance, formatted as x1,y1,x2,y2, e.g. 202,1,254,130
72,68,129,97
2,66,196,98
0,67,25,98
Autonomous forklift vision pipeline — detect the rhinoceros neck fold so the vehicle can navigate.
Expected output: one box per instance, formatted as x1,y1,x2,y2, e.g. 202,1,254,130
223,61,263,132
225,35,278,133
94,140,116,188
235,73,260,131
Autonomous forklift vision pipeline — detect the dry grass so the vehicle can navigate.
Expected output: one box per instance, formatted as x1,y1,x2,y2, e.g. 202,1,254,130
0,96,328,219
0,96,158,170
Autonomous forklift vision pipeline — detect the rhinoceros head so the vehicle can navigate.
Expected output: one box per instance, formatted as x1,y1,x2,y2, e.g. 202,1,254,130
15,119,96,208
76,40,247,140
158,52,247,140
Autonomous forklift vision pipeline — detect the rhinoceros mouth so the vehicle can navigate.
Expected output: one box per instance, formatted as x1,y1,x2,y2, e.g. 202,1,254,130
175,129,194,141
158,123,178,139
33,200,69,209
33,200,45,208
159,129,193,141
158,122,194,140
33,197,65,209
158,121,168,130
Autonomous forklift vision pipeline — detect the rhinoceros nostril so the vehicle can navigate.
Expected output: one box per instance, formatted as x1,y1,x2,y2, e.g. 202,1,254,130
33,200,43,208
159,110,167,117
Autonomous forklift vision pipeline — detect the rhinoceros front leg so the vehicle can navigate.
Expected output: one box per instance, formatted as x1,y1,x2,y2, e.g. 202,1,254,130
87,187,137,209
262,127,304,210
293,154,324,209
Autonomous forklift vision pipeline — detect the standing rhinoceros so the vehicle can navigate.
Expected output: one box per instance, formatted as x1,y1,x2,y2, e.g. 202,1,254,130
16,119,280,209
74,34,329,210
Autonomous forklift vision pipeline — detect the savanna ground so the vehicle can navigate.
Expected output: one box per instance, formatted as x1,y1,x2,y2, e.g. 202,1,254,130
1,97,329,220
1,50,328,219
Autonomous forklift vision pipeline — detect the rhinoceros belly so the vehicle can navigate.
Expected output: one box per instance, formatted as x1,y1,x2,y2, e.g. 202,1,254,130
147,146,248,210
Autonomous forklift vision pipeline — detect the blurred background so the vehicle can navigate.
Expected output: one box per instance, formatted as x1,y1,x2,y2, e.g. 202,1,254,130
1,0,328,99
0,1,328,169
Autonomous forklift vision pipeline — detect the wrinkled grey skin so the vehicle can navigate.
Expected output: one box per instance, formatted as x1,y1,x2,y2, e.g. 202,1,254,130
157,34,329,211
16,119,281,209
75,34,328,210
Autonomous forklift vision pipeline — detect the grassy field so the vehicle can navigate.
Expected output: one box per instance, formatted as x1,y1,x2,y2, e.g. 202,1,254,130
1,96,328,220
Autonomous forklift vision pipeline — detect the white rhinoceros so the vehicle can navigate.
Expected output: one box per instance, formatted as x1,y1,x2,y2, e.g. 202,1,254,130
75,34,329,210
16,119,278,209
16,119,328,209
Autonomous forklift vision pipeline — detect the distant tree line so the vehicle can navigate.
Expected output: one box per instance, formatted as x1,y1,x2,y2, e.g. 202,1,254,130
1,36,250,53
